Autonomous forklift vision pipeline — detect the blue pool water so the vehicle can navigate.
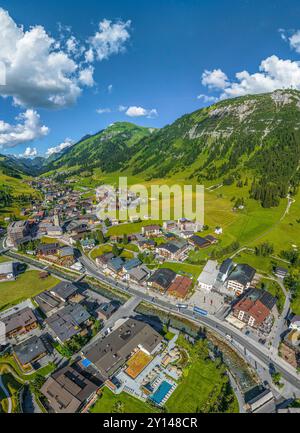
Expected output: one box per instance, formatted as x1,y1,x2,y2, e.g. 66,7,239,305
150,381,172,405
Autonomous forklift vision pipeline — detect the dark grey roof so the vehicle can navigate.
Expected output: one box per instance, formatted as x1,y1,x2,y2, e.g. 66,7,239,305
190,235,210,247
51,281,77,301
83,318,163,379
148,268,176,290
46,304,90,343
228,263,256,285
219,258,233,275
37,243,59,253
41,365,98,413
3,307,37,334
34,291,62,315
158,243,179,254
14,336,47,365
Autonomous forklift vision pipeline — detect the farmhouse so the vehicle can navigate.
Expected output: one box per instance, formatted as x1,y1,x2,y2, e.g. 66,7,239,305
41,365,99,413
147,268,176,292
46,303,91,344
141,225,161,237
14,336,48,369
50,281,78,303
2,307,38,339
167,276,193,299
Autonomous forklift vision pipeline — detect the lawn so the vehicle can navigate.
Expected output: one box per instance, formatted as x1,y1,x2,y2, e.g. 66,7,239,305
0,256,11,263
0,373,22,413
0,270,60,311
90,387,158,413
165,336,239,413
90,244,134,260
0,355,55,381
159,261,202,280
233,251,283,275
107,221,161,237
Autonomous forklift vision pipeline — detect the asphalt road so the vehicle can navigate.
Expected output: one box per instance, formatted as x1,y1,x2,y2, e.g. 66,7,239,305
79,254,300,391
2,242,300,392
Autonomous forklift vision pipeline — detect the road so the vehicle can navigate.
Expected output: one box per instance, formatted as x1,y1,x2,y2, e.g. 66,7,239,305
0,375,12,413
2,242,300,394
79,254,300,392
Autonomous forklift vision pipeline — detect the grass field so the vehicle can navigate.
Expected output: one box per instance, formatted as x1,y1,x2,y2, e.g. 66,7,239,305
90,244,134,260
165,336,239,413
90,387,158,413
159,261,202,280
0,373,22,413
0,270,59,311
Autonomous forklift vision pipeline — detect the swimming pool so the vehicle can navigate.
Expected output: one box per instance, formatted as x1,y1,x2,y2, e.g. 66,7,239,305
150,381,173,405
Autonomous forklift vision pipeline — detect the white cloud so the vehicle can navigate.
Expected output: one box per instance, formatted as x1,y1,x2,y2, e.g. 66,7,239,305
0,109,49,149
88,19,131,61
96,107,111,114
107,84,113,93
202,69,229,89
0,9,132,110
19,146,38,158
289,30,300,54
197,94,217,103
46,138,74,156
79,66,95,87
0,8,88,109
125,106,158,118
118,105,127,112
202,55,300,99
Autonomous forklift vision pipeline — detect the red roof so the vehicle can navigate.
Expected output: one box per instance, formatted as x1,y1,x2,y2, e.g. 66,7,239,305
233,298,270,324
167,276,193,299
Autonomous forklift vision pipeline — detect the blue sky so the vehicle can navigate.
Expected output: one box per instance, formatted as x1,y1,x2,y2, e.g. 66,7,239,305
1,0,300,157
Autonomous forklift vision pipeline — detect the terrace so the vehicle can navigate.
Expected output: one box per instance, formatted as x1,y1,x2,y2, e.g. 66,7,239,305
112,333,180,405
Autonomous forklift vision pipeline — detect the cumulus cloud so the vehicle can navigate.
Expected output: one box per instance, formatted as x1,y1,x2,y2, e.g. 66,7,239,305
88,19,131,62
0,8,87,109
202,55,300,99
118,105,127,112
197,94,217,103
125,106,158,118
289,30,300,54
19,146,38,158
46,138,74,156
0,9,132,109
0,110,49,149
202,69,229,89
96,107,111,114
78,66,95,87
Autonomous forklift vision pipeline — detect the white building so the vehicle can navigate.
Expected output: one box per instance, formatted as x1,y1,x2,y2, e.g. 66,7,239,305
197,260,219,291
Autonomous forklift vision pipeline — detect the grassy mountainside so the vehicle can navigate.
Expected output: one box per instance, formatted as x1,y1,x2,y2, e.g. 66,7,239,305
45,90,300,208
0,155,39,224
44,122,156,174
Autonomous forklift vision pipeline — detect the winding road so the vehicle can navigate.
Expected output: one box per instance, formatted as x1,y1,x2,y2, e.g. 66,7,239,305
0,375,12,413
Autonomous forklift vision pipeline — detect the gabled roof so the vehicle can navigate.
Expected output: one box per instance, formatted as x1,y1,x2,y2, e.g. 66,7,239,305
51,281,77,301
219,258,233,275
46,303,90,343
123,258,142,271
228,263,256,286
41,365,98,413
14,336,47,365
148,268,176,290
